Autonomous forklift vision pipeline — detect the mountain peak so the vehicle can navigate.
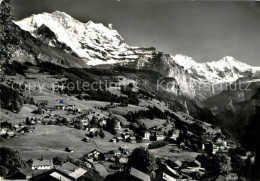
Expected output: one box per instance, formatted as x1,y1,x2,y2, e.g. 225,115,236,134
15,11,129,65
207,56,256,72
52,10,68,15
219,56,241,65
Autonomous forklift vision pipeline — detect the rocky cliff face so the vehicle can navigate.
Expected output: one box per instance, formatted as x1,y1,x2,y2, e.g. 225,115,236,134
11,24,89,68
14,11,260,98
135,52,193,97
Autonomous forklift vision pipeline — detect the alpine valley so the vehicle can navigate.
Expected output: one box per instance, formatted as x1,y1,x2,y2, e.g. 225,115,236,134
1,7,260,181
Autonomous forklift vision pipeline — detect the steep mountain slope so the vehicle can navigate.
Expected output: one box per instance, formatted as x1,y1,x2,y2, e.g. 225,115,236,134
14,11,260,99
11,23,89,68
14,11,140,66
203,81,260,139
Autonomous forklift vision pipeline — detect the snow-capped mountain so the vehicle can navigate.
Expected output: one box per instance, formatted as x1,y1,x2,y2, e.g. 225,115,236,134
14,11,141,65
14,11,260,98
172,54,260,84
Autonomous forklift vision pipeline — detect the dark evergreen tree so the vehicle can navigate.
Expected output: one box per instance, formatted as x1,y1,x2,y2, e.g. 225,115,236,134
0,0,20,79
128,147,156,174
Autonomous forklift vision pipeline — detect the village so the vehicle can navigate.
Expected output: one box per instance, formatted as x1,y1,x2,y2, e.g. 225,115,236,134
0,69,248,181
0,97,239,181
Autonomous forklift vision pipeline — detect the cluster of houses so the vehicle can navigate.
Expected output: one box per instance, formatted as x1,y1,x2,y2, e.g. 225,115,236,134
83,147,130,171
0,121,34,139
8,146,132,181
159,158,206,181
0,128,16,139
12,157,88,181
53,104,82,113
177,112,235,154
110,126,180,145
201,132,233,154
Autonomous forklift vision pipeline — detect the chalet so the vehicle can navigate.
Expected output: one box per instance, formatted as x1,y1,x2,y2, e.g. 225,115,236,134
57,162,87,180
53,157,67,166
130,167,151,181
111,138,117,143
174,161,183,168
49,171,75,181
161,164,188,181
81,119,89,126
170,129,180,141
165,160,182,169
181,168,205,178
55,105,64,110
17,127,29,134
119,146,130,155
66,105,75,111
66,147,75,153
215,142,227,151
213,144,220,154
87,127,99,133
185,160,205,172
84,159,94,168
76,108,82,113
13,125,20,131
86,149,102,159
32,159,53,170
128,136,136,143
31,120,36,125
30,169,76,181
13,167,36,180
46,108,52,113
118,156,128,164
110,149,121,156
214,135,227,148
116,136,123,142
110,163,124,171
6,131,15,138
143,131,150,141
114,121,122,134
103,153,115,161
156,131,165,141
83,157,94,167
98,119,107,127
201,140,208,150
123,128,134,134
0,128,7,135
83,137,91,142
122,132,131,140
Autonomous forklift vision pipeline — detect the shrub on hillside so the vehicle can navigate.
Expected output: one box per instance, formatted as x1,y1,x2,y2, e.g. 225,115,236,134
148,140,168,149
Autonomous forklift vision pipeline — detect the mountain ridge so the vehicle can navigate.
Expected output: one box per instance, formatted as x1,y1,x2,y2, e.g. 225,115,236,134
13,11,260,99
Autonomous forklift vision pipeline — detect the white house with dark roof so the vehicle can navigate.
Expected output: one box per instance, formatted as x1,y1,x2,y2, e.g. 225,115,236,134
32,159,53,170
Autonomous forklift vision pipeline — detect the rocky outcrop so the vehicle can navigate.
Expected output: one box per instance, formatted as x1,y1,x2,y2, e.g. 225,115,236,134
14,11,260,98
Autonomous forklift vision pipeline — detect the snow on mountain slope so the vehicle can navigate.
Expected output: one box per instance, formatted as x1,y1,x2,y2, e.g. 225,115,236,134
172,54,260,84
14,11,260,98
14,11,137,65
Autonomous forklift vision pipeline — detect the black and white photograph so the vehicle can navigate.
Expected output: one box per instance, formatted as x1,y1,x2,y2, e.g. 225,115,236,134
0,0,260,180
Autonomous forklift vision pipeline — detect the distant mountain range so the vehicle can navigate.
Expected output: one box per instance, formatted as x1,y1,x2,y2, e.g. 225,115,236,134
13,11,260,100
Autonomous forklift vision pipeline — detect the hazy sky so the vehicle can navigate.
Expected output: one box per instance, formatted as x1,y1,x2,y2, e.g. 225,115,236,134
11,0,260,66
